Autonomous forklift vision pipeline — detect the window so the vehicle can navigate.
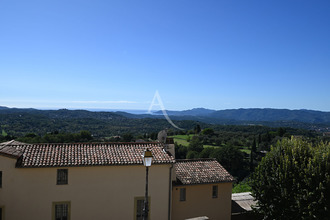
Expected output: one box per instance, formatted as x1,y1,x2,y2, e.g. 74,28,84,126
134,197,150,220
57,169,68,185
136,199,144,220
0,171,2,188
52,202,70,220
212,185,218,198
0,207,3,220
180,188,186,201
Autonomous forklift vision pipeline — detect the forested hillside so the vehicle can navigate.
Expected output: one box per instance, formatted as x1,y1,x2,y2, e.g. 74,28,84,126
0,107,201,140
156,108,330,131
1,107,328,141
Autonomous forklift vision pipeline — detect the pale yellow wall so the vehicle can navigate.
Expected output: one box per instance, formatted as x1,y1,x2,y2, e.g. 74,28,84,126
171,182,232,220
0,155,171,220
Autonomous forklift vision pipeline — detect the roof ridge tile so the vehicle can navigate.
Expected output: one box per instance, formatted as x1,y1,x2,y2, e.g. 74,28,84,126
15,142,175,168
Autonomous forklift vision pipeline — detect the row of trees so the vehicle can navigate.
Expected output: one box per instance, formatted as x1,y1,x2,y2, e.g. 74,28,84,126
16,131,94,143
15,131,159,143
175,135,249,180
170,124,321,151
173,125,318,181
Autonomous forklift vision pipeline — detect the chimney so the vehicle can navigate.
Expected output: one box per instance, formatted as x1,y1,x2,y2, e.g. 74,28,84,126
165,137,175,159
158,130,176,181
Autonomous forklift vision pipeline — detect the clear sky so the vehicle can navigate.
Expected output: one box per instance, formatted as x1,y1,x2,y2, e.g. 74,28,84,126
0,0,329,111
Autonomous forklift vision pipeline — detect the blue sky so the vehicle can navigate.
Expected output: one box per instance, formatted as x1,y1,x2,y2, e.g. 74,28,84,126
0,0,329,111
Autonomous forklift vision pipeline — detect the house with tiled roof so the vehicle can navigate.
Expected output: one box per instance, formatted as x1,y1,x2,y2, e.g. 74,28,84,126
0,138,234,220
0,141,175,220
172,158,234,220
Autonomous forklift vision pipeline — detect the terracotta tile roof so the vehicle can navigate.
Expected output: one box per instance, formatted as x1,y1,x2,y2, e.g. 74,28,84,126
0,142,175,168
0,140,27,159
174,158,235,185
0,140,28,146
0,145,23,159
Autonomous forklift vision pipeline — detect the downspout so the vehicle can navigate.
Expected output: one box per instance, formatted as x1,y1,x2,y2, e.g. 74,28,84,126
168,163,173,220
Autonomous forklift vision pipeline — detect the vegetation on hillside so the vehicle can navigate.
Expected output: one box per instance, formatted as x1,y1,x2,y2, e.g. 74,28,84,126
169,124,328,183
0,109,200,139
251,138,330,219
1,107,329,191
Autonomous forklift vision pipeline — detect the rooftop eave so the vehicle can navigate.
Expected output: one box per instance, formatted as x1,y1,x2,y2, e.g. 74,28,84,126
16,160,175,168
173,179,235,186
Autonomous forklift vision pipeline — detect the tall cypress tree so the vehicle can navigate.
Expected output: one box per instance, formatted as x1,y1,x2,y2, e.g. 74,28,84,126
250,138,257,172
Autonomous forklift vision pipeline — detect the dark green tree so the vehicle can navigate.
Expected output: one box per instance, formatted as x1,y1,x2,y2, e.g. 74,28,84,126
210,145,246,179
251,138,330,219
194,124,201,134
175,143,188,159
150,132,158,140
199,147,215,158
201,128,214,136
277,127,286,137
79,130,93,141
122,133,134,142
250,138,257,172
186,151,199,159
188,136,203,153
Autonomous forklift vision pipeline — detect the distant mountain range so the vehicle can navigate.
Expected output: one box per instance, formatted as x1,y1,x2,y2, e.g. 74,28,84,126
155,108,330,124
0,106,330,135
0,106,199,137
154,108,216,116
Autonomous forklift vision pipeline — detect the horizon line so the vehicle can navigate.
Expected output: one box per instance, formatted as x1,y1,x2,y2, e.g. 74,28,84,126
0,105,329,113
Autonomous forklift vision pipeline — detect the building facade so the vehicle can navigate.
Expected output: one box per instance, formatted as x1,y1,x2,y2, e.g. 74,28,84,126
0,141,174,220
0,140,234,220
172,159,234,220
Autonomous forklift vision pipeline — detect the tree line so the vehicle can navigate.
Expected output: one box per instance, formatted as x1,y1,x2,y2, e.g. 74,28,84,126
171,124,324,181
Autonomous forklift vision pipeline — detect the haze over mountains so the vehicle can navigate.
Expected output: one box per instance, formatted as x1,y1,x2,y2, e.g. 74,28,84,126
1,106,330,134
155,108,330,124
1,106,330,123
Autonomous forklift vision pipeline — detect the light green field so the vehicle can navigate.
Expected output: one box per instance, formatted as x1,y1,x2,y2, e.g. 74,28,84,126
169,134,219,148
240,148,251,154
169,134,250,154
1,129,7,136
170,134,194,146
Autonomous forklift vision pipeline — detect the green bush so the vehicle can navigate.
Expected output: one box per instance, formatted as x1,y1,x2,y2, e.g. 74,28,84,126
251,138,330,219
